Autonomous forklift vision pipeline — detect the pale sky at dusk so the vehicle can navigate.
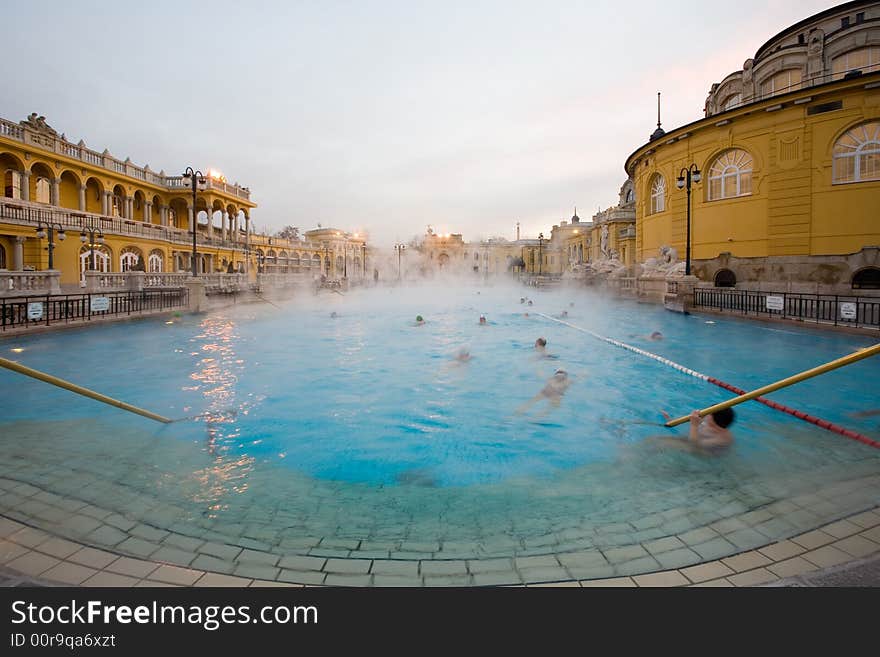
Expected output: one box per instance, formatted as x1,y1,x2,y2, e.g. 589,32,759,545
5,0,833,246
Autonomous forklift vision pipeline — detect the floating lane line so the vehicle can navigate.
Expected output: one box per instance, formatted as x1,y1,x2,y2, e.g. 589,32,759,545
535,313,879,449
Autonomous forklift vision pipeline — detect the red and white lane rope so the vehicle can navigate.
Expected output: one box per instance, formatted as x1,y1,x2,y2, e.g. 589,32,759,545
536,313,880,449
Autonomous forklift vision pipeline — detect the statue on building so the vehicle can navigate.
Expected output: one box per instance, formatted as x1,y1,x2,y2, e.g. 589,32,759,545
807,28,825,78
600,224,609,259
21,113,59,136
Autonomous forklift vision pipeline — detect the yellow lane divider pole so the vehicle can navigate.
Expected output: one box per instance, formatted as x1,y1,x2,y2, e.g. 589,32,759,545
0,357,172,424
664,343,880,428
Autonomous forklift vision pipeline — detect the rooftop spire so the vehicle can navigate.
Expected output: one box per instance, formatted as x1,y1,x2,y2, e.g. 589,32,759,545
650,91,666,142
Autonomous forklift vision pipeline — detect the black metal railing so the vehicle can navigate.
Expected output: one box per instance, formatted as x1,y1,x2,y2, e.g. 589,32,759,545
692,288,880,330
1,289,188,332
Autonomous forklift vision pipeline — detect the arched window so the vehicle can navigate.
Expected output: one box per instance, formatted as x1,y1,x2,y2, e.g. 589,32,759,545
708,149,753,200
649,174,665,214
0,243,6,268
624,188,634,203
35,177,50,204
714,268,736,287
80,245,111,274
759,68,802,98
852,267,880,290
148,250,164,273
833,121,880,184
720,93,742,111
832,47,880,81
120,248,143,272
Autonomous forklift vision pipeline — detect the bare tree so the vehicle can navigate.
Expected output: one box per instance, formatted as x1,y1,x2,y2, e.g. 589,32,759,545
276,225,300,241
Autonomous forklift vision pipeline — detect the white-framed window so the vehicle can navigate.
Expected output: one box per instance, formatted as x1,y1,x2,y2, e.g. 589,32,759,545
759,69,802,98
80,245,111,273
832,47,880,81
148,250,164,272
120,249,142,272
833,121,880,184
4,170,21,199
708,149,753,200
720,93,742,111
649,174,665,214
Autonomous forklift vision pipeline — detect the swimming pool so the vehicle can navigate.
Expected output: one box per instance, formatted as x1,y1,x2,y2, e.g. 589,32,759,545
2,281,879,583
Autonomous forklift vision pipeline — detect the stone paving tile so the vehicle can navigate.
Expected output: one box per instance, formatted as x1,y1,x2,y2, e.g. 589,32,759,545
151,547,198,567
654,548,702,571
105,557,160,579
834,535,880,558
324,574,372,586
643,536,685,555
791,530,836,550
566,564,616,580
194,573,253,587
85,525,129,548
614,556,660,577
709,517,748,534
423,575,473,586
82,572,142,587
309,548,353,559
199,542,243,561
727,568,776,587
692,578,734,587
319,538,361,550
163,534,205,552
680,561,735,584
801,545,852,569
150,565,205,586
136,580,178,587
9,526,52,548
466,558,514,574
660,518,696,535
237,549,280,566
633,570,690,587
369,560,419,577
191,555,235,574
472,571,523,586
580,576,636,587
278,555,326,571
721,551,773,573
233,563,280,581
821,519,862,539
250,580,302,587
78,505,113,520
277,570,327,585
767,557,819,579
514,555,559,569
0,540,31,564
324,558,371,574
518,566,570,583
602,545,648,564
67,547,118,570
691,537,737,561
116,537,160,559
6,551,60,577
0,518,26,538
861,526,880,544
557,550,607,569
419,560,468,576
632,514,665,530
847,510,880,529
373,575,423,587
726,528,770,551
103,514,137,532
41,562,98,585
33,537,81,560
757,540,805,562
130,524,169,542
738,509,774,526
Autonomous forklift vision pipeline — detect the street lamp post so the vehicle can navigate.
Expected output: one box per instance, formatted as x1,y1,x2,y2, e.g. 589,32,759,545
35,221,66,270
181,167,207,277
538,232,545,275
393,243,406,280
79,220,104,272
676,163,702,276
362,244,366,278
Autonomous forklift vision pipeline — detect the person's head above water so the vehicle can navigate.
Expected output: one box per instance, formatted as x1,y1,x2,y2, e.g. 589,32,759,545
711,407,735,428
330,311,338,318
416,315,424,323
535,337,547,348
527,300,533,306
479,314,486,324
650,331,663,340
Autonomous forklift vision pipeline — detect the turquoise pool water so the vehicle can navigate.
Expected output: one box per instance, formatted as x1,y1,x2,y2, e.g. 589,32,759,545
2,281,879,566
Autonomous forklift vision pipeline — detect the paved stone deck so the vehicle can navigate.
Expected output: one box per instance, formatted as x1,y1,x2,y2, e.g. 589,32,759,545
2,508,879,587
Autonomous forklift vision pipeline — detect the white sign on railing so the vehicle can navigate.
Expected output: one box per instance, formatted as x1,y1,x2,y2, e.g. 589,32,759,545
90,296,110,312
840,302,857,320
27,302,44,320
765,295,784,311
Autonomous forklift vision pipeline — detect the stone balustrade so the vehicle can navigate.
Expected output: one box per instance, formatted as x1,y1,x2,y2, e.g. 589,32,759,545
0,270,62,296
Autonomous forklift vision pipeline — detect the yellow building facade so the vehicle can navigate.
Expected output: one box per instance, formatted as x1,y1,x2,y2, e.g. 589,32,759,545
625,0,880,291
1,113,368,289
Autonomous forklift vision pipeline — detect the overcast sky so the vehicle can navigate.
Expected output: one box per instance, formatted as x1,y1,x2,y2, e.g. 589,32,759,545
6,0,832,246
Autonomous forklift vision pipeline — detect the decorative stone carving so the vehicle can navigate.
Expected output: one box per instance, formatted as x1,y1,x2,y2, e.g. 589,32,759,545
21,113,58,136
807,28,825,78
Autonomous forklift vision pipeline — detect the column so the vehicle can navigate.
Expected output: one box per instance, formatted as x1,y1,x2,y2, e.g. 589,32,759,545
13,237,25,270
126,196,133,220
206,210,213,238
144,201,152,224
160,205,168,227
20,172,30,202
50,179,60,206
221,211,228,241
245,216,250,245
187,204,194,232
102,192,110,216
78,185,86,211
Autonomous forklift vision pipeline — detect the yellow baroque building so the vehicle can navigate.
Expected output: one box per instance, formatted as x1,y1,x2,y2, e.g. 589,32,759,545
625,0,880,292
1,113,368,290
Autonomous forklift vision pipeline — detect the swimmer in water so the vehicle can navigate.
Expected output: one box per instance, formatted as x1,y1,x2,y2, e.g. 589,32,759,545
479,314,487,325
453,346,472,362
534,337,558,359
516,369,573,417
415,315,425,326
654,409,735,456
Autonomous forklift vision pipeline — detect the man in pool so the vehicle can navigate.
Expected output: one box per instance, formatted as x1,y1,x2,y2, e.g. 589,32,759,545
516,369,573,416
656,409,735,456
479,314,487,325
415,315,425,326
534,337,558,359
